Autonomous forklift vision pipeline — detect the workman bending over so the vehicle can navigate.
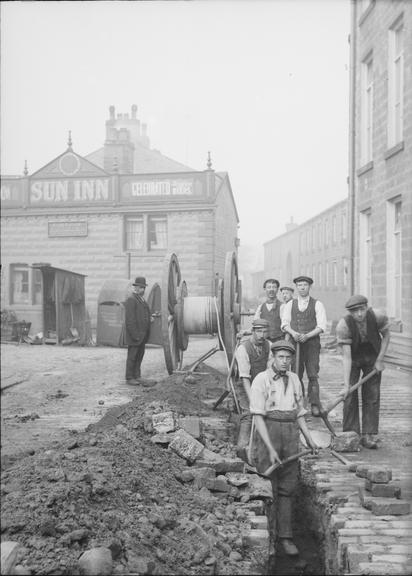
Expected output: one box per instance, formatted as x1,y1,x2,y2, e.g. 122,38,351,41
336,295,390,449
235,318,271,461
281,275,327,416
254,279,284,343
250,340,317,557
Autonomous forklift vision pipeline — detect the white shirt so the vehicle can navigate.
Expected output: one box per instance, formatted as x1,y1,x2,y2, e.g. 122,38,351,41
249,367,306,417
235,339,272,379
281,296,327,333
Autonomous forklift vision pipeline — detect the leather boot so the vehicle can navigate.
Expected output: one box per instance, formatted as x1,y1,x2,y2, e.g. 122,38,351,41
280,538,299,556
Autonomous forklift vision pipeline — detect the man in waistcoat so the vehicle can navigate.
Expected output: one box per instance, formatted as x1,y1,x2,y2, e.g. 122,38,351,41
235,318,271,461
250,340,318,556
281,276,327,416
336,295,390,449
124,277,156,387
254,278,283,343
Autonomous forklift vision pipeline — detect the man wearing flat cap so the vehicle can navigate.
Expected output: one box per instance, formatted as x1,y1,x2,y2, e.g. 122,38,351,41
336,295,390,449
124,277,156,386
281,276,327,416
254,278,284,343
249,339,317,557
235,318,272,460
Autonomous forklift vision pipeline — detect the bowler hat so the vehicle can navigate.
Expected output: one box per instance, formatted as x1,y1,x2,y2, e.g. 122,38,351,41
132,276,148,287
345,294,368,310
270,340,296,354
293,275,313,285
280,286,294,292
251,318,270,329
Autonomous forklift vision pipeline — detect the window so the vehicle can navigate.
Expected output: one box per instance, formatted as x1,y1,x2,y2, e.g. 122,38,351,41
312,264,316,285
9,264,43,305
317,222,322,249
361,54,373,165
332,261,338,287
148,216,167,250
307,228,311,253
325,261,329,288
299,232,304,254
332,215,337,244
124,214,168,252
318,262,322,288
386,198,402,318
312,226,316,251
125,217,144,250
343,257,348,287
341,212,347,241
360,210,372,298
388,17,404,147
324,219,328,247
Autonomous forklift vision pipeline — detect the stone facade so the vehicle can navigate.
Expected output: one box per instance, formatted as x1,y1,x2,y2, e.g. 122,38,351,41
0,110,239,333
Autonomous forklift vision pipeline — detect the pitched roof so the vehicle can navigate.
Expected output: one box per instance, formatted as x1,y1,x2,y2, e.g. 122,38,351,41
85,143,194,174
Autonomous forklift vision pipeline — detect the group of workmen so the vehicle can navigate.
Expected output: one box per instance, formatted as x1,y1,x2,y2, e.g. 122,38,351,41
235,275,390,557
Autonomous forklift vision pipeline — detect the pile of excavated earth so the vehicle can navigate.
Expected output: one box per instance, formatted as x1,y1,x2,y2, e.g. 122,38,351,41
1,368,274,576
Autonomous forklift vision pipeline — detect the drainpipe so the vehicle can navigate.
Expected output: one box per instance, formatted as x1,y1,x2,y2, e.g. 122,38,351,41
348,0,357,294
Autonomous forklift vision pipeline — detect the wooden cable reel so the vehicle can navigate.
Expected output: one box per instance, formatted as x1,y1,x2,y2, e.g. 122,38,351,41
160,251,241,375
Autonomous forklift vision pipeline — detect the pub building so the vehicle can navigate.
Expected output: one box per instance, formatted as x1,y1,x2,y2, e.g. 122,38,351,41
1,105,240,337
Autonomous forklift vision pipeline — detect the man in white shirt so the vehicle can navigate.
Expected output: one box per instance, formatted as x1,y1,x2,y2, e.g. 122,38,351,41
281,276,327,416
250,340,317,557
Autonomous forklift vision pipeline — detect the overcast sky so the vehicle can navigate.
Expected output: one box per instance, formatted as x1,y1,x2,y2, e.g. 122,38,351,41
1,0,350,247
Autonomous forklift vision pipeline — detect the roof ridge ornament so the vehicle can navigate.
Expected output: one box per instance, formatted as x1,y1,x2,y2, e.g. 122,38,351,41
207,151,212,170
67,130,73,150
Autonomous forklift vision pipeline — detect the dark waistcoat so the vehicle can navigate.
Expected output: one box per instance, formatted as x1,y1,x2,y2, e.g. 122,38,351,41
344,308,381,358
290,297,317,334
259,301,282,339
243,339,270,381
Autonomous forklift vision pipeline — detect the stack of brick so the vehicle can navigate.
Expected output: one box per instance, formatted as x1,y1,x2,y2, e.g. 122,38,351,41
357,465,410,516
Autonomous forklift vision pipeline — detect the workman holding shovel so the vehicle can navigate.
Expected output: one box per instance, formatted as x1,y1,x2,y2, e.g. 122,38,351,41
235,318,271,461
281,275,327,416
249,340,318,557
336,295,390,449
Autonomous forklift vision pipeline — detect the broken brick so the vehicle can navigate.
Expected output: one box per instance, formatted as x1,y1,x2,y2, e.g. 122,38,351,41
168,429,204,463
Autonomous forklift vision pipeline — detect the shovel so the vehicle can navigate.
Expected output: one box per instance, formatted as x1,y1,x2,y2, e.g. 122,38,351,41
323,368,378,415
262,429,331,477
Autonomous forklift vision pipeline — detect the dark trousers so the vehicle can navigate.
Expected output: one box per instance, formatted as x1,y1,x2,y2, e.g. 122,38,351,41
253,411,299,539
125,343,146,380
343,360,381,436
296,337,321,406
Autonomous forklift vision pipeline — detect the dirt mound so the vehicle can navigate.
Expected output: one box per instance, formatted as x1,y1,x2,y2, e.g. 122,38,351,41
1,368,261,575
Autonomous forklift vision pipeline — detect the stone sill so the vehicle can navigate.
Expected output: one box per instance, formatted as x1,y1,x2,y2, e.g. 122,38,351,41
385,141,404,161
357,161,373,177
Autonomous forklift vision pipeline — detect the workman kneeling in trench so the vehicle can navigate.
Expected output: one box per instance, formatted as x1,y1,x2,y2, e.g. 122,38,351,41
249,340,318,557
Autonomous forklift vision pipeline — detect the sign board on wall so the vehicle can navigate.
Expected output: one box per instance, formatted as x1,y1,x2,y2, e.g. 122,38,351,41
1,180,24,206
48,221,88,237
30,179,111,204
121,176,204,201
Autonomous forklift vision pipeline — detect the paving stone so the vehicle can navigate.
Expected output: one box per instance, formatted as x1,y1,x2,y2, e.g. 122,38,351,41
225,472,249,487
346,544,386,573
168,429,204,463
78,547,113,575
243,500,266,515
205,477,231,493
179,416,201,439
331,431,361,452
366,467,392,484
151,411,176,434
242,529,269,549
356,465,370,478
370,498,411,516
241,474,273,500
249,516,268,530
364,479,401,498
193,449,244,473
357,561,410,575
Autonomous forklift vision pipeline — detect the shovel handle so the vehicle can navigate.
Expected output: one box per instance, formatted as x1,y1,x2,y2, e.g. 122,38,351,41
263,449,312,477
326,369,378,414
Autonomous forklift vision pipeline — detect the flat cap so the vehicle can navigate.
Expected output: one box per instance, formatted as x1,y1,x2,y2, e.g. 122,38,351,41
293,276,313,285
280,286,294,292
270,340,296,354
345,294,368,310
251,318,270,329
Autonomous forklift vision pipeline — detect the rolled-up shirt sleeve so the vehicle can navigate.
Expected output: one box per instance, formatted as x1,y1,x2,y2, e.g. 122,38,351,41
235,344,251,379
249,373,267,415
336,317,351,345
315,301,327,333
281,300,293,331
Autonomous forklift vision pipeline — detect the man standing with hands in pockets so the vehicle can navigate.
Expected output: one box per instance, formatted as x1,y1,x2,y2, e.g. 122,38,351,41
281,276,327,416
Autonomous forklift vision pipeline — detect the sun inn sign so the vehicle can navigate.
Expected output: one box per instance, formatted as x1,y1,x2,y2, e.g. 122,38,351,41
30,179,110,203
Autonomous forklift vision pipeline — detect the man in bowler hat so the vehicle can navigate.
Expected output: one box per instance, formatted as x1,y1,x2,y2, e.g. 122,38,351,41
124,277,156,386
336,295,390,449
281,276,327,416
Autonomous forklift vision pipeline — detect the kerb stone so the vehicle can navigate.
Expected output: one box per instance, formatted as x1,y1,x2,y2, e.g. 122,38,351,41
331,431,361,452
168,429,204,463
242,529,269,549
179,416,201,439
364,479,401,498
370,499,411,516
366,467,392,484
